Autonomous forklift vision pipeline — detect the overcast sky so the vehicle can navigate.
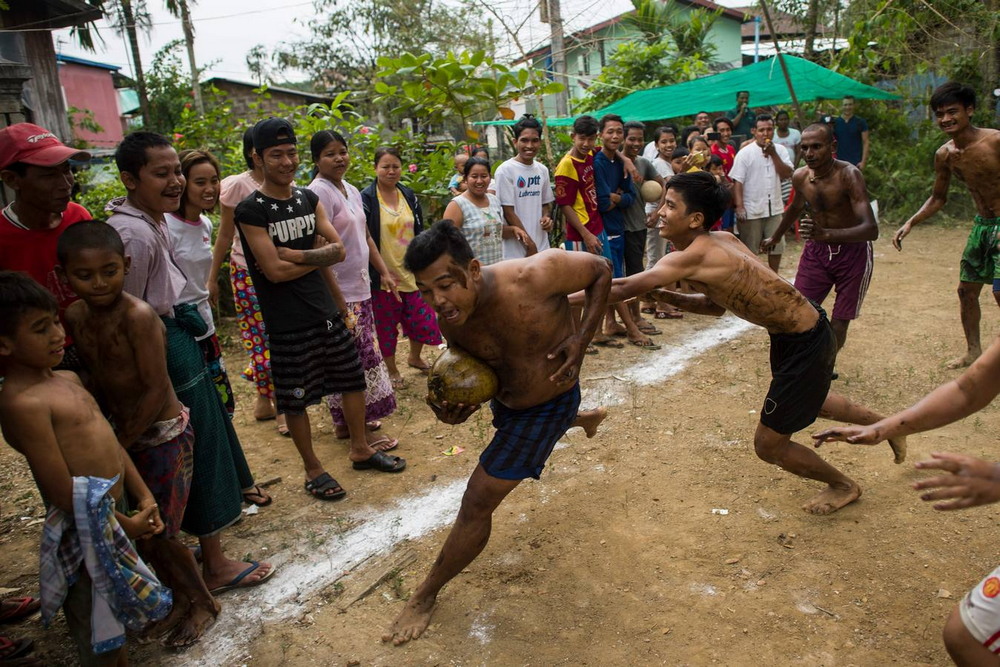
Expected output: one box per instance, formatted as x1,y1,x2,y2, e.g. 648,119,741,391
53,0,749,84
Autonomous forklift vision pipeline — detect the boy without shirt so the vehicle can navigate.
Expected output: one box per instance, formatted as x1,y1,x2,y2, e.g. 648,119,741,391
0,271,169,666
576,171,906,515
382,221,609,646
493,115,553,260
893,82,1000,370
56,221,219,648
761,123,878,353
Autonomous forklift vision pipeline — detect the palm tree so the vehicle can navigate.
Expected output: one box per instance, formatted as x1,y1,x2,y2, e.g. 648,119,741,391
163,0,204,115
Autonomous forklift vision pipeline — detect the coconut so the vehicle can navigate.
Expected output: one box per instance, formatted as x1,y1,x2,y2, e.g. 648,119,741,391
640,180,663,203
427,347,499,407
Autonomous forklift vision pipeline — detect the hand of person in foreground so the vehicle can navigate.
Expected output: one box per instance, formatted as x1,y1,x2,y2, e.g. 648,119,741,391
426,398,480,425
913,452,1000,510
546,333,586,386
813,423,886,446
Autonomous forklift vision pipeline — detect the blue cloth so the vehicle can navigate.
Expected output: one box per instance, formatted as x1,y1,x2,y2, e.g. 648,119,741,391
563,229,613,269
40,475,172,655
481,383,582,480
833,116,868,165
607,233,626,278
593,150,634,237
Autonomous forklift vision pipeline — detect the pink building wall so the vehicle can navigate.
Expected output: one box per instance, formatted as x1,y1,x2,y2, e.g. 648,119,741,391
57,61,123,148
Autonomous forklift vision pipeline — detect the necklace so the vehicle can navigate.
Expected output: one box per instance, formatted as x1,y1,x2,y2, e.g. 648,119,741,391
809,163,835,183
378,188,400,217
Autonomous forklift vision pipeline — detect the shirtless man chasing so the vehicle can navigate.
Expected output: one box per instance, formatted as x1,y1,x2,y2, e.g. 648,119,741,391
383,220,609,645
579,171,904,514
893,82,1000,369
762,123,878,351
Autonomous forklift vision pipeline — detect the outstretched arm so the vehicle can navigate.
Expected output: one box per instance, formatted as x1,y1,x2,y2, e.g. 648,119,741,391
569,250,696,308
645,288,725,316
814,335,1000,445
894,147,951,250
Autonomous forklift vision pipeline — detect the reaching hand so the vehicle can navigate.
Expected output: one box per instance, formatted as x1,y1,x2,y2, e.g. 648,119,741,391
583,232,603,255
812,423,885,446
913,452,1000,510
546,333,585,386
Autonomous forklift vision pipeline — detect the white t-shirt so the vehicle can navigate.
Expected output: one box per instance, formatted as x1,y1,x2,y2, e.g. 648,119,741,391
493,157,555,260
773,128,801,156
646,157,674,215
728,142,793,219
165,212,215,340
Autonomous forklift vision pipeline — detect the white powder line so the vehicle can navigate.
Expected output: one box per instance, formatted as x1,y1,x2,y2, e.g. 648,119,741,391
183,315,755,665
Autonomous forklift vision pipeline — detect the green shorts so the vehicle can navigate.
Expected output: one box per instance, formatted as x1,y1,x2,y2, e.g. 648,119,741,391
960,216,1000,284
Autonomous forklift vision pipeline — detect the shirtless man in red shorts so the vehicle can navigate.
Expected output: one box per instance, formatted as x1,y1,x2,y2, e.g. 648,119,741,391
762,123,878,352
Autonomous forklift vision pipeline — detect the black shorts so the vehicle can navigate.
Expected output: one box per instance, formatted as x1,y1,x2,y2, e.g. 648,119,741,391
268,317,366,415
760,306,837,435
624,229,647,276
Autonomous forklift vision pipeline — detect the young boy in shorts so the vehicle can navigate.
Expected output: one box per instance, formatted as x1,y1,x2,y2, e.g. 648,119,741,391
56,221,219,648
813,335,1000,663
573,171,906,515
0,271,170,665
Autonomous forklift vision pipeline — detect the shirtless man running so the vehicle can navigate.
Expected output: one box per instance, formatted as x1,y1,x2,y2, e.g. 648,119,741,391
580,171,905,514
382,220,609,645
762,123,878,351
893,82,1000,369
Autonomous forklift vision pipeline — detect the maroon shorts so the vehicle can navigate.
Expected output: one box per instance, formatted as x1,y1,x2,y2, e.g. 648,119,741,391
794,240,873,321
129,419,195,538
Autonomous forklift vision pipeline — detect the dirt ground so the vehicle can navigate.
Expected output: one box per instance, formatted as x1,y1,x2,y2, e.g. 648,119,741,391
3,220,1000,666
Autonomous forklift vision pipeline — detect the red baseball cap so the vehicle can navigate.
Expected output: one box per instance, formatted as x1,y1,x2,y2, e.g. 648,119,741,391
0,123,91,170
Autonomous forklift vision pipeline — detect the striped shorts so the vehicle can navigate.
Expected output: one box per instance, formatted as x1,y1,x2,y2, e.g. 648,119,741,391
480,383,581,480
268,317,366,415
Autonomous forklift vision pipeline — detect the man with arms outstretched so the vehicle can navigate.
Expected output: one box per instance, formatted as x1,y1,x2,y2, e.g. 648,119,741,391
893,82,1000,369
762,123,878,352
580,171,905,514
383,221,610,645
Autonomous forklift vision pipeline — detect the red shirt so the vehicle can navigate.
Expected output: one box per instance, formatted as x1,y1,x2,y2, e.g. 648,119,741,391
711,143,736,175
0,202,92,338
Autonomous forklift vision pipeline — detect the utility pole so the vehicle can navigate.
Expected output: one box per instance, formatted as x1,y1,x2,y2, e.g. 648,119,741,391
541,0,570,117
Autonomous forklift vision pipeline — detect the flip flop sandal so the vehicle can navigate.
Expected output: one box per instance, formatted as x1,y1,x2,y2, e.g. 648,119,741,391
0,637,33,660
241,485,273,507
594,338,625,349
208,561,276,596
407,362,432,373
655,310,683,319
352,451,407,473
637,324,662,335
277,424,291,437
335,420,383,440
630,339,662,350
585,345,599,355
369,436,399,452
304,472,347,501
640,306,656,314
0,598,39,624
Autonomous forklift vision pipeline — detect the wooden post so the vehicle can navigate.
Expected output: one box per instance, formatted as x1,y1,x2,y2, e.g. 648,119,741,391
758,0,805,125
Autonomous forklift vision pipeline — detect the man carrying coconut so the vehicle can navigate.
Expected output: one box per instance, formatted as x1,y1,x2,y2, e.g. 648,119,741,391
382,220,609,646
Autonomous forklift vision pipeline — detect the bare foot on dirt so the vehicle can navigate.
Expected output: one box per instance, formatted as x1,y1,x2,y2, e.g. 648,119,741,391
888,435,907,464
382,595,436,646
946,351,980,369
802,483,862,515
574,407,607,438
164,599,221,648
253,395,276,421
141,598,188,644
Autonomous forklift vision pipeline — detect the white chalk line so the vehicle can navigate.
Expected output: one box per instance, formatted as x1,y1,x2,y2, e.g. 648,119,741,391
182,315,754,665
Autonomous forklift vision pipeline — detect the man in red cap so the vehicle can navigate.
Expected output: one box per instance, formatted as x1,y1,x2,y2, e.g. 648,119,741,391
0,123,92,367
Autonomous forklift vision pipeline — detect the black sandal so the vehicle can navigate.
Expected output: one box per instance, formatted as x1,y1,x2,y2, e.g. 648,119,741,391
241,484,273,507
304,473,347,501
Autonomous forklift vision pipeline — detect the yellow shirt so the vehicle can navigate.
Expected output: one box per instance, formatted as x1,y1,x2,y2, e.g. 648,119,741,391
377,188,418,292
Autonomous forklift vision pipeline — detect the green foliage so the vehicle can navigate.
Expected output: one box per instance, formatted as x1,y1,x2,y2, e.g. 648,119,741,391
74,167,126,221
374,50,563,140
145,41,193,135
577,0,718,112
66,107,103,148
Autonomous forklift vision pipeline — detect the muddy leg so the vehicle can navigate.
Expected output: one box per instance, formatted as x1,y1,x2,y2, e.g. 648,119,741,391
383,466,520,646
141,539,220,647
754,422,861,515
950,281,984,369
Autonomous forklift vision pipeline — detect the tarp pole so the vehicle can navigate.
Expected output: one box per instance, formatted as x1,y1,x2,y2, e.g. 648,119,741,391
758,0,805,124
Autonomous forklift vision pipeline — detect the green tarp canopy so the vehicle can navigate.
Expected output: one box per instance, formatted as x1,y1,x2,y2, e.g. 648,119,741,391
476,55,898,127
